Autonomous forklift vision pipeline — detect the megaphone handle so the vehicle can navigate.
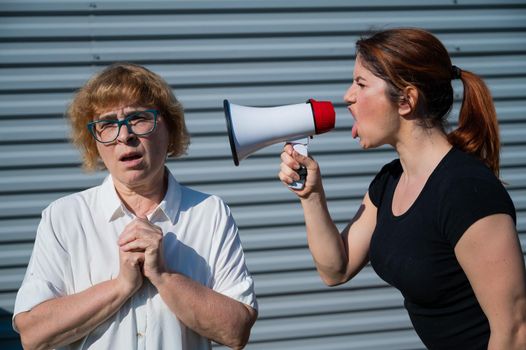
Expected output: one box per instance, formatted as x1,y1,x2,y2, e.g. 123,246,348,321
288,140,309,190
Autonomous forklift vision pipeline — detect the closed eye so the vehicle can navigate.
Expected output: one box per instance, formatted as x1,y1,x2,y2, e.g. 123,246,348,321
353,76,366,88
96,120,118,131
126,111,152,125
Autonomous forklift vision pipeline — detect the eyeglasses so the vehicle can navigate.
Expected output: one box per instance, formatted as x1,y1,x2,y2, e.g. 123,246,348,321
87,109,158,143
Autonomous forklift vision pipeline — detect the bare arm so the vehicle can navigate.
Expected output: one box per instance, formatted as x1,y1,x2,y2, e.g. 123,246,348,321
455,214,526,350
119,218,257,349
279,145,377,286
151,273,257,349
14,249,144,350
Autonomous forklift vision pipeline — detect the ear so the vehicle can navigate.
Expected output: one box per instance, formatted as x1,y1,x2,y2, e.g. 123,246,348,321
398,86,418,117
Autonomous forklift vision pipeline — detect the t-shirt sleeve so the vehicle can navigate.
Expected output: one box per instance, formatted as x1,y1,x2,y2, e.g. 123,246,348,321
439,177,516,247
13,204,70,331
209,197,257,310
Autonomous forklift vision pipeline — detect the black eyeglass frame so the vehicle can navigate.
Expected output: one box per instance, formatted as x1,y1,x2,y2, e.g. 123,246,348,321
87,109,159,144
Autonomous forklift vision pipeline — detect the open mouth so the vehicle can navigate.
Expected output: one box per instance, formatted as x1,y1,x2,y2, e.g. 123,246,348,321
120,153,142,162
352,124,358,139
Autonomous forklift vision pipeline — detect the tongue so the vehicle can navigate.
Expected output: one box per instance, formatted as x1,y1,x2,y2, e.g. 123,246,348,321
351,124,358,139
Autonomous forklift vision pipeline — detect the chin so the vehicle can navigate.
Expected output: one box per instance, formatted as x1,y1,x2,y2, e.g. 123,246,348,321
359,139,370,149
115,166,148,181
359,139,378,150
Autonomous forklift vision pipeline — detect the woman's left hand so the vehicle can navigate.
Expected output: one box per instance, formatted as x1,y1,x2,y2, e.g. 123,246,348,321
118,217,166,282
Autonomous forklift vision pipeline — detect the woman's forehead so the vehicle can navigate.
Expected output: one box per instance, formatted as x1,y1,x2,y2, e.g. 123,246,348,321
95,104,142,116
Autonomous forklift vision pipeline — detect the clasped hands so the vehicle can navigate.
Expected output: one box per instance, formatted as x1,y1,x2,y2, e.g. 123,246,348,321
116,216,166,293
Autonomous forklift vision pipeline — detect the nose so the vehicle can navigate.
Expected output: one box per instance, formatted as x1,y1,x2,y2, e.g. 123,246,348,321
116,122,136,144
343,84,356,105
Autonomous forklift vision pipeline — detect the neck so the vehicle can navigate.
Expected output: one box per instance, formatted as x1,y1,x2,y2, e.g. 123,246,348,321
113,168,168,218
394,123,452,181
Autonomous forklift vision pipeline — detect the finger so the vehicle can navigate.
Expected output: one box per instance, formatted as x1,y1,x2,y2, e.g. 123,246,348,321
133,252,145,265
278,168,301,185
281,152,301,171
122,230,163,250
292,150,317,169
122,251,145,267
119,218,145,240
134,214,150,222
119,219,161,244
132,217,163,234
136,213,147,220
120,239,149,252
280,162,300,181
118,228,137,246
279,174,300,186
283,143,294,155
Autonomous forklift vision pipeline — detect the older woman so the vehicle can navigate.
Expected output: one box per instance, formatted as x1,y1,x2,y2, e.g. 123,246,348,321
13,63,257,350
279,28,526,349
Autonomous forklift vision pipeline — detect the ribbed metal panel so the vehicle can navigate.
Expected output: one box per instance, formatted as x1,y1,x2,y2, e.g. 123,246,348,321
1,1,525,349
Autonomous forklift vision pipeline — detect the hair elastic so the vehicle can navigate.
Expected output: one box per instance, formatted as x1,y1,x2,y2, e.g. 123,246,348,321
451,65,462,80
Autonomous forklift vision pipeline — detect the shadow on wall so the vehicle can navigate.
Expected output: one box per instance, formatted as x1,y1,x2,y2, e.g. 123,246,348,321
0,308,22,350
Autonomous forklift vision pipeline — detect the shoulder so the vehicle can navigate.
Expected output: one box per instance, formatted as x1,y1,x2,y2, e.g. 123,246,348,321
178,184,231,216
436,148,516,245
44,186,100,213
177,185,238,247
36,185,100,247
437,148,510,201
40,184,104,241
44,185,100,217
440,148,496,181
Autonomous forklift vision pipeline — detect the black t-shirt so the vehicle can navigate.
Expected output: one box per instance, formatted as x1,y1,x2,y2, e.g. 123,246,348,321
368,147,516,350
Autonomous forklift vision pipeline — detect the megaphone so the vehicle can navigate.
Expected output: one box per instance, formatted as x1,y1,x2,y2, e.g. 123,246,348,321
223,98,336,189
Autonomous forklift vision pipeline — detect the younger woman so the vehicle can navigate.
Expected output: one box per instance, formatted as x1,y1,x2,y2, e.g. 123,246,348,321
279,28,526,349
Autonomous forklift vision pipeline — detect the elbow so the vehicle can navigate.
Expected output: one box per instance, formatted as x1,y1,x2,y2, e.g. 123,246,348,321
509,304,526,349
19,330,49,350
15,314,52,350
20,338,46,350
315,261,354,287
321,275,346,287
324,280,343,287
319,270,351,287
490,313,526,349
224,306,257,349
228,337,249,350
492,323,526,350
511,320,526,349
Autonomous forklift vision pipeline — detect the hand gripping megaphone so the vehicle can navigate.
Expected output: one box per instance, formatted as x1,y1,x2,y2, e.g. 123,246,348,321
223,99,336,189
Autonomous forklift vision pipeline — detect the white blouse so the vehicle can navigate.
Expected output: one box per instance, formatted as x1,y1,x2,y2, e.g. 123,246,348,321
14,170,257,350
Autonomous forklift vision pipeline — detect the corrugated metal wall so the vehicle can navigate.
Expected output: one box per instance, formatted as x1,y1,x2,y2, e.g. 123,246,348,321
1,1,525,349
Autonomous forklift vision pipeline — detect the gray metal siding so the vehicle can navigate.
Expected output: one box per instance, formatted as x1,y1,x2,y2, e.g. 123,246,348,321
1,1,525,349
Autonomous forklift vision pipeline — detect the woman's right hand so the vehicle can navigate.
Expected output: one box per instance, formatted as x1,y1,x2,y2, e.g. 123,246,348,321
116,246,144,295
279,143,323,199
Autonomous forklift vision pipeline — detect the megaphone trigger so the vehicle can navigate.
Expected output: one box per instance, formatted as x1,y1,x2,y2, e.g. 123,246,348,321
293,166,308,190
287,138,309,190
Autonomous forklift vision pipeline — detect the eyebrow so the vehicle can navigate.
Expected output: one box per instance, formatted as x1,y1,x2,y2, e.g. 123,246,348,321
353,76,366,82
96,114,118,121
96,110,141,121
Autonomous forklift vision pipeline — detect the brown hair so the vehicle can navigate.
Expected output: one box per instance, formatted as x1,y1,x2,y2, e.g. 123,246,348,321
67,62,190,171
356,28,500,177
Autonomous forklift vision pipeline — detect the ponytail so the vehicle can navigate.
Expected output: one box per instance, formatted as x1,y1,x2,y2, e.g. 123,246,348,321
447,69,501,177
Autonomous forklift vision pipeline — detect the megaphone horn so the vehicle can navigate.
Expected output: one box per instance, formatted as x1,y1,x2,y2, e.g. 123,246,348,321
223,98,336,189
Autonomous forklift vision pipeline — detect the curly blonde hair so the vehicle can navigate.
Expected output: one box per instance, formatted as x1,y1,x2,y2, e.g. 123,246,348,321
67,62,190,171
